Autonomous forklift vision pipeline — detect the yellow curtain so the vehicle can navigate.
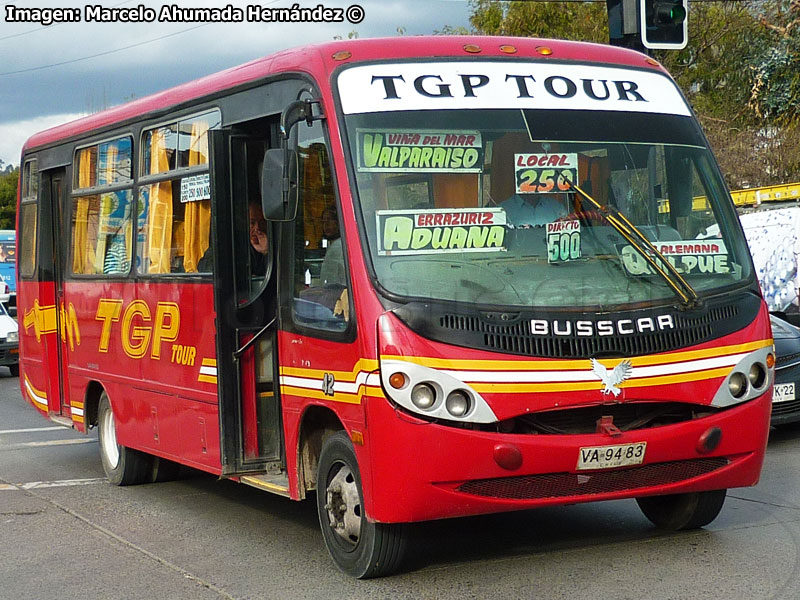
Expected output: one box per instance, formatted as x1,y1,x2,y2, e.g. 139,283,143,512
94,145,118,273
72,149,92,274
147,130,173,273
183,120,211,272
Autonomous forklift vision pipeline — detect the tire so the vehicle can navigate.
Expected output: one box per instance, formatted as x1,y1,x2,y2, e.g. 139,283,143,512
636,489,727,530
97,393,152,486
150,456,182,483
316,431,407,578
8,364,18,377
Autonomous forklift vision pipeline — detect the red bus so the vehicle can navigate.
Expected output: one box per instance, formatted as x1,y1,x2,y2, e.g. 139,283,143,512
18,37,773,577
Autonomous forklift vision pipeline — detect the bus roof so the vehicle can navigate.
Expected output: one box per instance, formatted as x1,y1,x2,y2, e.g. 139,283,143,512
23,36,662,155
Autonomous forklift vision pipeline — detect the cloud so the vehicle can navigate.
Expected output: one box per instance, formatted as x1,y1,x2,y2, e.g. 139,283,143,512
0,113,87,167
0,0,470,164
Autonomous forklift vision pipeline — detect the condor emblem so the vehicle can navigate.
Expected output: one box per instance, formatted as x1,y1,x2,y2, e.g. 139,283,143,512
590,359,633,397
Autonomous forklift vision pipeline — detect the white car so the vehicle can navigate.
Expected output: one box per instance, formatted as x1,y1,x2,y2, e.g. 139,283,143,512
0,300,19,376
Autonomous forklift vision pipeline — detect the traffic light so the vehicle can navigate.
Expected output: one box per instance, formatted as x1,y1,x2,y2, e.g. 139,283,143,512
640,0,688,50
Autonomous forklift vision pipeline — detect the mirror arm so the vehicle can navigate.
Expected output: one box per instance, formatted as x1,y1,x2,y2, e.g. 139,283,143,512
279,99,324,139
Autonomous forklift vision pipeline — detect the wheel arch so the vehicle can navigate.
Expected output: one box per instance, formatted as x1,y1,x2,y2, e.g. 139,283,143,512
296,404,345,500
83,380,106,429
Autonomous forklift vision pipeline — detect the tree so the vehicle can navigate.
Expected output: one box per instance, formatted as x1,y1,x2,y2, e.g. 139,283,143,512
468,0,608,42
0,169,18,230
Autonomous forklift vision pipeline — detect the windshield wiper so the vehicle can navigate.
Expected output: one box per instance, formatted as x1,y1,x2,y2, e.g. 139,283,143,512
568,182,700,308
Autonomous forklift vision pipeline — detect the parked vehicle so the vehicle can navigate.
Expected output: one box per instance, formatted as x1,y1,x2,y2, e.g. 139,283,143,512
0,299,18,376
770,314,800,425
0,230,16,316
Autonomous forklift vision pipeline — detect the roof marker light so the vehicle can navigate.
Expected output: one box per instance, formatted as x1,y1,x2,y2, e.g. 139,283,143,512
536,46,553,56
332,51,352,61
463,44,482,54
500,45,518,54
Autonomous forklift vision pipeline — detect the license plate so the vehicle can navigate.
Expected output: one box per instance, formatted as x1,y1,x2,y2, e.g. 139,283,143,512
577,442,646,471
774,382,796,403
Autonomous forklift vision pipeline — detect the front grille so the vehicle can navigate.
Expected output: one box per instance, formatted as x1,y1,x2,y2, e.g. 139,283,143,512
456,457,729,499
439,304,738,359
772,399,800,417
515,402,717,435
776,352,800,367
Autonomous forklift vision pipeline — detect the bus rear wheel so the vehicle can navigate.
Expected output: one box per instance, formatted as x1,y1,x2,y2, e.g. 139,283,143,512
636,489,727,530
97,393,152,486
316,431,407,578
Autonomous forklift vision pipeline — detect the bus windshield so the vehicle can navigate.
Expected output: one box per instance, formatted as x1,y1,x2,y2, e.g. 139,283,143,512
344,107,752,310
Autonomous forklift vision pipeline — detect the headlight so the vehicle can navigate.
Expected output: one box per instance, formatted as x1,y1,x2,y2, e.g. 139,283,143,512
380,359,498,423
445,390,471,417
410,383,436,410
6,331,17,343
728,372,747,398
712,345,774,408
748,362,766,389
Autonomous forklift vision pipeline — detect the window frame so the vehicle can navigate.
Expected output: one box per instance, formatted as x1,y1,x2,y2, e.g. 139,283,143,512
135,108,221,278
19,158,39,280
69,134,135,278
285,97,356,339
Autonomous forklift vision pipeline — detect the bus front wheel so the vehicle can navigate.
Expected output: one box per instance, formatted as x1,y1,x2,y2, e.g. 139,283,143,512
636,489,727,530
316,431,407,578
97,393,152,486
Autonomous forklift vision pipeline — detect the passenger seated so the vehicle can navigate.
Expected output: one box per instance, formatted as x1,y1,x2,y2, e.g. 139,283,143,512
319,206,345,288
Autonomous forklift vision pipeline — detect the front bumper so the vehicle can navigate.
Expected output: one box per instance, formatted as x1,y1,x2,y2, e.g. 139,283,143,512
0,341,20,367
363,390,771,523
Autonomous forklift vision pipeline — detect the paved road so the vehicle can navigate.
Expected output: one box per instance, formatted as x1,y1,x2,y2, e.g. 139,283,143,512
2,373,799,599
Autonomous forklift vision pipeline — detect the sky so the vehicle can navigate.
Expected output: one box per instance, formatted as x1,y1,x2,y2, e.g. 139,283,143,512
0,0,472,167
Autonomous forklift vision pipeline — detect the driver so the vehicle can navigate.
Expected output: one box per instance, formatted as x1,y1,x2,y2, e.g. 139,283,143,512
500,192,567,227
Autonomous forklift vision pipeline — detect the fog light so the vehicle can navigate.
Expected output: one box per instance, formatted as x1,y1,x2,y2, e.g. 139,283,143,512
696,427,722,454
410,383,436,410
728,372,748,398
748,363,766,389
445,390,471,417
493,443,523,470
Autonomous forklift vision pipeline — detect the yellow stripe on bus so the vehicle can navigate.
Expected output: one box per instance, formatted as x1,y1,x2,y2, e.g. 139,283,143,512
279,384,384,405
382,339,773,372
279,358,379,382
470,366,734,394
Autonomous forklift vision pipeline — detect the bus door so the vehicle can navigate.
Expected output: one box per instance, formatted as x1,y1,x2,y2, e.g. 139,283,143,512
39,167,72,421
209,128,283,476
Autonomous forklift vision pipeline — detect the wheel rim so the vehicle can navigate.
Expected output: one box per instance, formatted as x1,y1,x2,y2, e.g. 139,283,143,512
324,462,362,549
100,406,120,469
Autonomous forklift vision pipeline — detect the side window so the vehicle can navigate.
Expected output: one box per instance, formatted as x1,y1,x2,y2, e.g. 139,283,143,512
292,118,350,333
137,110,220,274
71,137,133,275
20,159,38,278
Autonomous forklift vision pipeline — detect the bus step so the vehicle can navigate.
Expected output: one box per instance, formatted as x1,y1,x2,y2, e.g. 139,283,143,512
240,473,291,497
49,415,75,429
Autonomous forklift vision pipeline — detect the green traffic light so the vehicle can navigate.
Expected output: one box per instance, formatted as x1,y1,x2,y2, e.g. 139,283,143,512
670,6,686,23
654,1,686,26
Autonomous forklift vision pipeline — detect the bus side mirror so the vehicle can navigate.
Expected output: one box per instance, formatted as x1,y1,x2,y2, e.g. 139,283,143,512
261,149,287,221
